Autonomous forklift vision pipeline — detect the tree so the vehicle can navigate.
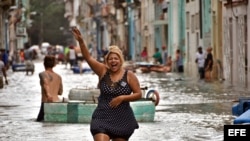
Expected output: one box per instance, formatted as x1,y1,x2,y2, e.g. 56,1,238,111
28,0,70,46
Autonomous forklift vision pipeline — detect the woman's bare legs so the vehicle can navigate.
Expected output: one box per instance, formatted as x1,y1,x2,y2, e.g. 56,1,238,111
94,133,110,141
205,70,212,82
93,133,127,141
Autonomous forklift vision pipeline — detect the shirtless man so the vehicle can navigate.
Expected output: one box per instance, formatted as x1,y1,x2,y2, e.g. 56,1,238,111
36,55,63,121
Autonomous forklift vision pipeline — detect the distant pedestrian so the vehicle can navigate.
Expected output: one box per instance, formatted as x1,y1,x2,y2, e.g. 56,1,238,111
0,55,8,88
204,47,213,81
141,46,148,62
161,46,168,65
67,45,77,68
37,55,63,122
64,46,69,68
148,56,172,73
24,48,31,60
25,60,34,75
175,49,184,73
195,47,206,79
19,49,25,63
100,47,108,62
1,49,9,69
153,48,163,64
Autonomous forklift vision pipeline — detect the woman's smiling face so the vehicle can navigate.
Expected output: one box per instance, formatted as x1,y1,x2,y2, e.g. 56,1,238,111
107,53,121,72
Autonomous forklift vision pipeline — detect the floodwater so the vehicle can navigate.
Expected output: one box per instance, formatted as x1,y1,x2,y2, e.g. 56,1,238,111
0,60,247,141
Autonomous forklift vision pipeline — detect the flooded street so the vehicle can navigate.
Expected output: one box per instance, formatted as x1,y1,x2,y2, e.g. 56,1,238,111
0,60,247,141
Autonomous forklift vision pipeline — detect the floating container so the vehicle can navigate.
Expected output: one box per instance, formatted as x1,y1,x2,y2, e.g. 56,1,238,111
130,100,155,122
68,88,99,103
44,102,68,123
232,97,250,116
43,88,157,123
44,101,155,123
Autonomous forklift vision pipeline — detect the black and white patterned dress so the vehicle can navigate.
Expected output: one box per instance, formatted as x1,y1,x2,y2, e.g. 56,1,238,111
90,70,139,139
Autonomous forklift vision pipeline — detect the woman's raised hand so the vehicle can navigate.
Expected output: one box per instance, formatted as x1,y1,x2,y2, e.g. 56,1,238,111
71,27,82,41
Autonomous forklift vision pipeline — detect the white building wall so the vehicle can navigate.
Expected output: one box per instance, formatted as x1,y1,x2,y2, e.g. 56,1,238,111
185,0,201,78
224,3,248,88
140,0,147,54
70,0,79,27
171,0,178,52
148,0,155,60
140,0,155,62
116,9,125,49
0,8,3,49
232,15,238,85
171,0,179,67
248,1,250,88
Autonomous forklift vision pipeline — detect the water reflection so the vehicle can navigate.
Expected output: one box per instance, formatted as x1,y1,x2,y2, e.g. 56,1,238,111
136,71,241,140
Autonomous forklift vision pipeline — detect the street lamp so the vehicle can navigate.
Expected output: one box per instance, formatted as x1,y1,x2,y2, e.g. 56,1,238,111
30,11,43,45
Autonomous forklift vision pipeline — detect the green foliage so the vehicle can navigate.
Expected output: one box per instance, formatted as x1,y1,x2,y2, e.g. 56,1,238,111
28,0,70,46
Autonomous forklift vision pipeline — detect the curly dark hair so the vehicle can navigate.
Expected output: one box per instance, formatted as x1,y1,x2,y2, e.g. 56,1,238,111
43,55,56,68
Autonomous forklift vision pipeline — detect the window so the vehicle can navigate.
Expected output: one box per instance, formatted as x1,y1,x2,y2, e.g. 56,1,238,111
191,14,195,33
186,12,190,29
196,32,199,47
195,13,199,30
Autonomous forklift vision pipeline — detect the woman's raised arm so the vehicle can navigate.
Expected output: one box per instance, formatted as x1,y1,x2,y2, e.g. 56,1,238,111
71,27,106,77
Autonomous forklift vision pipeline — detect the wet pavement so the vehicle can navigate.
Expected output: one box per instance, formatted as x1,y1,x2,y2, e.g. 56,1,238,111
0,59,248,141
